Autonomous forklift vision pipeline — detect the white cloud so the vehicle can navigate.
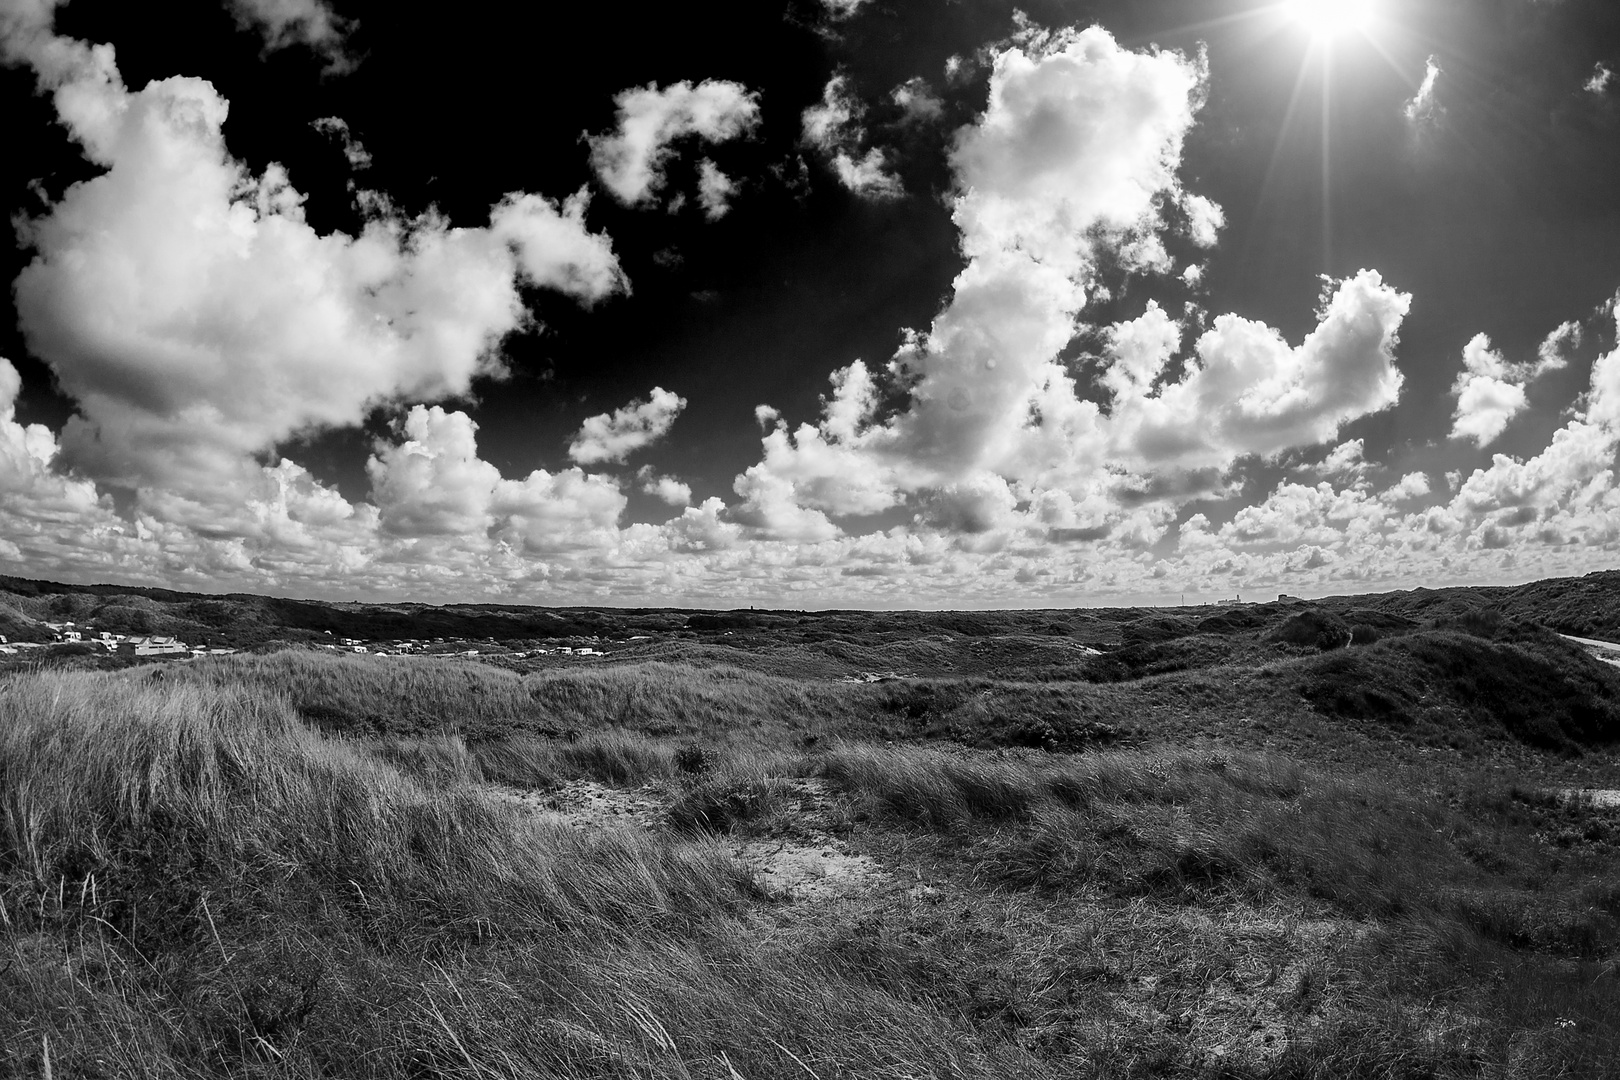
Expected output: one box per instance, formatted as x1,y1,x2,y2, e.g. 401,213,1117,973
2,9,625,509
829,148,904,199
1588,64,1615,95
1448,330,1568,447
696,159,738,221
1538,319,1582,371
891,77,943,123
1381,471,1431,503
1317,439,1367,479
742,29,1405,543
802,75,904,199
567,388,687,466
311,115,370,169
587,80,760,207
1106,270,1409,472
819,0,869,18
1403,54,1443,126
638,470,692,506
368,406,627,553
1180,193,1225,248
8,17,1619,607
0,355,117,548
225,0,353,70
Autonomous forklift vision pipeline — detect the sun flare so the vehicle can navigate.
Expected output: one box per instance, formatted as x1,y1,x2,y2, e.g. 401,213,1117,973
1286,0,1380,39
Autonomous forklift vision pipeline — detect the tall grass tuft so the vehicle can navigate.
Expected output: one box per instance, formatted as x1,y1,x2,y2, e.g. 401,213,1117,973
0,668,1054,1079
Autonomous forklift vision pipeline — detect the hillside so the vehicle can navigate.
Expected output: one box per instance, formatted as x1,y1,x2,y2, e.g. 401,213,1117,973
6,569,1620,654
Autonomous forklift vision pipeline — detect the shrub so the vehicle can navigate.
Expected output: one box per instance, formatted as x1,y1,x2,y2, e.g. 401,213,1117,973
1442,606,1505,639
1267,608,1351,650
666,773,783,832
1349,623,1382,646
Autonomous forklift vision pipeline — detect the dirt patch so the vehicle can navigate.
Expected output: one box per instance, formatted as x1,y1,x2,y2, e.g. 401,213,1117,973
1558,789,1620,809
489,776,890,901
488,780,666,830
729,777,888,902
733,839,884,901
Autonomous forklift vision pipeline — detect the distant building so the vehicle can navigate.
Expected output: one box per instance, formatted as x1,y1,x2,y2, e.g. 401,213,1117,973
132,637,189,656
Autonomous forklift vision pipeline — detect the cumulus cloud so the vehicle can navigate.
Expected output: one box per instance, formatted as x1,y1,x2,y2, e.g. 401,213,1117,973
1181,193,1225,248
1448,329,1570,446
638,468,692,506
891,77,943,123
10,15,1619,607
1106,271,1408,472
1588,64,1614,95
0,355,116,555
368,406,626,552
695,159,738,221
567,388,687,466
1403,55,1443,126
3,8,624,508
801,75,904,199
1316,439,1367,480
587,80,760,208
738,27,1401,542
224,0,353,70
1381,471,1431,503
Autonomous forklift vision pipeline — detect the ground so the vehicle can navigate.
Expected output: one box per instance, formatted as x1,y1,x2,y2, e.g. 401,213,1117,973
1,582,1619,1077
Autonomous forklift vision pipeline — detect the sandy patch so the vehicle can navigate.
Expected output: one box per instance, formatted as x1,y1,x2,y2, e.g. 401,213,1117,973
488,780,666,830
1557,789,1620,809
730,777,889,902
733,840,884,901
488,775,891,902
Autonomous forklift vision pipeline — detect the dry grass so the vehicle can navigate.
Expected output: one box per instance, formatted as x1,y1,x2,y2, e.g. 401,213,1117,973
1,653,1617,1077
0,668,1047,1079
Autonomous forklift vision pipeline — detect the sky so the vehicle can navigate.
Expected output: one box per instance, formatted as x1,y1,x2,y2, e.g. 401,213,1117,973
2,0,1619,609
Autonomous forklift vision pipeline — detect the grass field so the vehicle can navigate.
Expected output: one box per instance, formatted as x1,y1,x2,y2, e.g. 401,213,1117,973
2,612,1619,1078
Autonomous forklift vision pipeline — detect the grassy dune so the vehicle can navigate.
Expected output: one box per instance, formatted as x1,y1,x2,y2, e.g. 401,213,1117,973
2,648,1618,1077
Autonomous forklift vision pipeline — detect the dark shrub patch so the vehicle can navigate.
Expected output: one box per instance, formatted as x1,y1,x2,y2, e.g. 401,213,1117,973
1438,606,1505,639
1120,616,1198,646
1267,609,1351,650
878,681,971,726
1296,630,1620,750
667,775,781,832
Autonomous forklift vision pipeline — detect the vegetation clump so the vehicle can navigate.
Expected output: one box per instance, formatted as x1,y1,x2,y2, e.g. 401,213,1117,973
1266,608,1352,650
2,577,1619,1078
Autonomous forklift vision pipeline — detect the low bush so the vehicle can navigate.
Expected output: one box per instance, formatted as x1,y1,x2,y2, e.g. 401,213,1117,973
1267,608,1352,650
666,773,785,833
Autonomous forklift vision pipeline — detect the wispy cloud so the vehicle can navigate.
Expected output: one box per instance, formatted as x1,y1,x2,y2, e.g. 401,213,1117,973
587,80,760,210
225,0,356,72
1404,54,1444,126
801,75,904,199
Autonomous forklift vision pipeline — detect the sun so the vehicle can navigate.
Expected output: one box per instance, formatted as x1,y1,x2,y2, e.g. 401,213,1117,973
1285,0,1380,40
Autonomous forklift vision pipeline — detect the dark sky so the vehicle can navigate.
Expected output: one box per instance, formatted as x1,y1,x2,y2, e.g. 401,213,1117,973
2,0,1619,606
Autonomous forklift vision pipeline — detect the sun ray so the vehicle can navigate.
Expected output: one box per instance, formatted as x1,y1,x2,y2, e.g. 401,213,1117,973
1248,45,1319,250
1320,43,1333,270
